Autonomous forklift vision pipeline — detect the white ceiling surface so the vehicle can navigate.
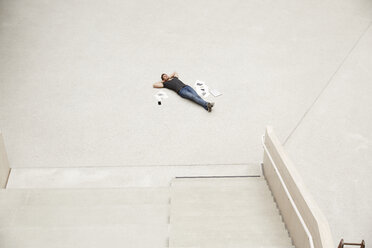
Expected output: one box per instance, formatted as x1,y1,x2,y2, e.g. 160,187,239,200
1,0,372,243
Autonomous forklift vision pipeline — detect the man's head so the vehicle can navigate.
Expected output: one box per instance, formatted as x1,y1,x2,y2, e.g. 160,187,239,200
161,73,169,81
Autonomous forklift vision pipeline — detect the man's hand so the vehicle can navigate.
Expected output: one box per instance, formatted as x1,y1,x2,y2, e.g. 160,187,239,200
170,72,179,78
153,82,164,88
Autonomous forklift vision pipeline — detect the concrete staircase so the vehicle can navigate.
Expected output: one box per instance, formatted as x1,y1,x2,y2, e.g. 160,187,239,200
0,188,170,248
0,176,294,247
169,177,294,248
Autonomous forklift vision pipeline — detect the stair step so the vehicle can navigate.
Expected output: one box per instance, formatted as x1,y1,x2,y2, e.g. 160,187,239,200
170,205,281,218
171,188,272,197
0,188,170,206
171,177,267,188
171,213,285,225
4,205,168,228
171,220,288,234
171,246,294,248
0,225,169,248
169,177,292,248
170,233,293,247
0,187,171,248
170,191,275,204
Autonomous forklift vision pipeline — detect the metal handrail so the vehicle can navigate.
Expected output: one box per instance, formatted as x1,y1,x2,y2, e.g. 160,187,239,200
262,135,315,248
338,239,365,248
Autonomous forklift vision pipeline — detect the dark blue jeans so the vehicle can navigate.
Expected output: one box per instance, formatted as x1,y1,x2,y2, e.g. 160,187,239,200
178,86,208,110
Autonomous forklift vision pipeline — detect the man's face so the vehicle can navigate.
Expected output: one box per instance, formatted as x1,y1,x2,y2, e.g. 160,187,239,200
162,74,169,81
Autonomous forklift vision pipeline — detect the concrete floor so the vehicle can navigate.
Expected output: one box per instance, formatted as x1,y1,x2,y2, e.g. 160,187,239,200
285,24,372,243
0,0,371,244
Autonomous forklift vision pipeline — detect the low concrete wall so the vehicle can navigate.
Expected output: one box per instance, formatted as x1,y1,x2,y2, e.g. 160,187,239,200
0,131,11,188
262,126,334,248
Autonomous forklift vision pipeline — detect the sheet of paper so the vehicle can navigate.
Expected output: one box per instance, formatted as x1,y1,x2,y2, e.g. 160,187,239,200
194,80,210,98
154,91,168,100
210,89,222,97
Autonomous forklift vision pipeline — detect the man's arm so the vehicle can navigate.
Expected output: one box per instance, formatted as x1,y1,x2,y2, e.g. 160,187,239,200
170,72,179,78
153,81,164,88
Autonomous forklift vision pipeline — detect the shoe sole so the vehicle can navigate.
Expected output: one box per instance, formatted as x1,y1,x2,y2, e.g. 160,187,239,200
207,103,212,112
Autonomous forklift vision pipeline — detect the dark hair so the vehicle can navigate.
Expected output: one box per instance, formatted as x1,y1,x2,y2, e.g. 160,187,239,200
161,73,166,80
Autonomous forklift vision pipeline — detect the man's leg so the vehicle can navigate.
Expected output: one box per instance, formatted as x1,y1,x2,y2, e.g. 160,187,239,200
179,86,208,110
187,87,215,111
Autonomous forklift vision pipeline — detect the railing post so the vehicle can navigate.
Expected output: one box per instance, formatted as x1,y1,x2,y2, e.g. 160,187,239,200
361,240,365,248
338,239,365,248
0,130,11,188
338,239,344,248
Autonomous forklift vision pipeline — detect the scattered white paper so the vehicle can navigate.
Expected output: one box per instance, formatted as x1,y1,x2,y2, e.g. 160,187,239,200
210,89,222,97
154,91,168,100
194,80,210,98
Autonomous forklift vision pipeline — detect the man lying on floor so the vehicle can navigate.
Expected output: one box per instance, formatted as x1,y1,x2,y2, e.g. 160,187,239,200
153,72,214,112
